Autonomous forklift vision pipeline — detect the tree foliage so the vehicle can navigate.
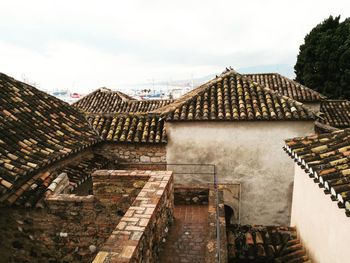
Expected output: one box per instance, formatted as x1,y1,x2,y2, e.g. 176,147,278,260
294,16,350,99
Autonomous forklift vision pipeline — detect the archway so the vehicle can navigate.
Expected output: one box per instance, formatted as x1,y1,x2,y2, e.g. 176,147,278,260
224,204,234,226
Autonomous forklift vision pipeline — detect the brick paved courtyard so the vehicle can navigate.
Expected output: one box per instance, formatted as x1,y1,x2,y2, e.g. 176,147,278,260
159,205,209,263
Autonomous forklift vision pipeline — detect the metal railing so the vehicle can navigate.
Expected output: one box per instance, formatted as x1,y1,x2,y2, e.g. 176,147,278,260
115,162,222,262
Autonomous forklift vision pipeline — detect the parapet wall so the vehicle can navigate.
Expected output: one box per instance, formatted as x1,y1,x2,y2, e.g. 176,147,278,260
0,168,149,263
0,192,125,263
45,194,122,262
92,170,147,210
94,143,166,170
93,170,174,263
1,169,173,263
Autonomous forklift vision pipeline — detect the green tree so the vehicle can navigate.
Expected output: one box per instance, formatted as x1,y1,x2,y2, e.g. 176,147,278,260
294,16,350,99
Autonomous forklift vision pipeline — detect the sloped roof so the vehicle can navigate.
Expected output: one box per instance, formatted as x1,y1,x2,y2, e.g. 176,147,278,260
244,73,324,102
284,128,350,215
320,100,350,128
87,113,166,143
5,154,109,207
73,88,173,114
0,73,100,203
153,70,315,121
227,225,310,262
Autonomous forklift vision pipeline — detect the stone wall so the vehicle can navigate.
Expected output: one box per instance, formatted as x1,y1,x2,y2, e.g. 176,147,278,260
174,184,209,205
45,194,123,262
92,170,147,210
94,143,166,170
0,197,122,263
0,169,146,263
93,170,174,263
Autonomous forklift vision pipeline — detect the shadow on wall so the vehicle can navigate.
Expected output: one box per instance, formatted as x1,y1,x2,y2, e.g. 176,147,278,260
225,205,234,226
222,184,241,224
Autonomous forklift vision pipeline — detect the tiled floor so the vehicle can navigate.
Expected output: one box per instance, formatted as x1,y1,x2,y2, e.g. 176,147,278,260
159,205,208,263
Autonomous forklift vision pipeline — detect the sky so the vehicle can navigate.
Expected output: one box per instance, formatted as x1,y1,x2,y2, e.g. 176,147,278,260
0,0,350,93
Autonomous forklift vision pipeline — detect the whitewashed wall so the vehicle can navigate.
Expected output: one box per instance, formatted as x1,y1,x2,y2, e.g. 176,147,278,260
291,164,350,263
166,121,314,225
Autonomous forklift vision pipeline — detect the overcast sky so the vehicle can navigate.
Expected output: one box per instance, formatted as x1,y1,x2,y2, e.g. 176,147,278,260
0,0,349,93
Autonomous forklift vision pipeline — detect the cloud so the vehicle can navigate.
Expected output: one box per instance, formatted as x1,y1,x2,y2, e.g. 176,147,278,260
0,0,349,92
0,41,222,92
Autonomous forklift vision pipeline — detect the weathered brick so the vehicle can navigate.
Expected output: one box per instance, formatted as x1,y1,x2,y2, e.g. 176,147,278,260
138,218,149,227
120,246,136,258
92,251,108,263
121,217,139,223
91,170,173,263
131,231,143,241
117,222,127,230
125,226,145,232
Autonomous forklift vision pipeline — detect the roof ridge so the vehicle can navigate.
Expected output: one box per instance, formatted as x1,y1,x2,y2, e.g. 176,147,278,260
72,88,104,105
73,87,134,106
275,73,326,99
244,72,325,102
86,112,163,118
127,98,173,103
95,88,135,100
73,87,174,114
152,67,316,121
114,90,135,100
240,73,316,112
0,72,73,107
243,72,278,76
151,69,238,115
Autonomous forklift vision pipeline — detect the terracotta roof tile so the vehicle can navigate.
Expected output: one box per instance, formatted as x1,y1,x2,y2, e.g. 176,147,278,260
4,154,109,207
284,128,350,216
227,225,309,262
87,114,166,144
319,100,350,128
153,70,315,121
0,73,100,203
74,88,173,114
245,73,324,102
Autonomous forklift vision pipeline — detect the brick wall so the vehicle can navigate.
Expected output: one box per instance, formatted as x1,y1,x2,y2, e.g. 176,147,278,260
93,143,166,169
93,170,174,263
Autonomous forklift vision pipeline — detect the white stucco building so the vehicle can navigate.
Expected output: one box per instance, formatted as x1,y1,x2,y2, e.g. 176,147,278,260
153,69,316,225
